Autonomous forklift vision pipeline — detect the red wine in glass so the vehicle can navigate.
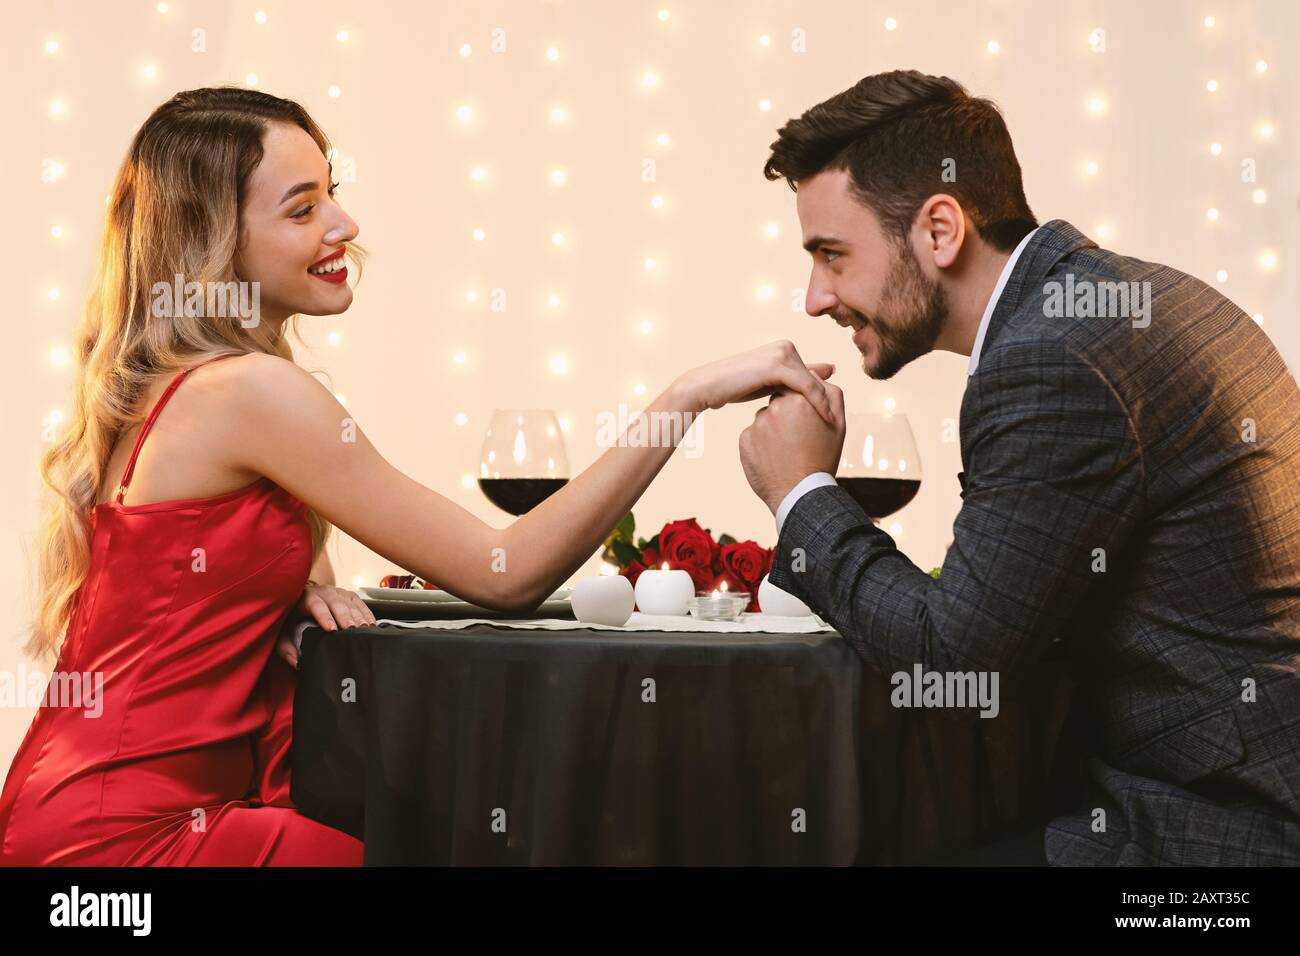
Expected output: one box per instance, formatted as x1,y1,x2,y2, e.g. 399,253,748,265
477,477,569,516
479,410,571,516
836,411,922,520
838,477,920,518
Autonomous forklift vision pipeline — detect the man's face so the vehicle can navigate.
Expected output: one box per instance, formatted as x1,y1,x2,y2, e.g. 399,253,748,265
796,168,948,380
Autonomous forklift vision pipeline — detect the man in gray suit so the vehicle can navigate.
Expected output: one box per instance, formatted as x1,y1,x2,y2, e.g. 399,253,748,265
740,70,1300,865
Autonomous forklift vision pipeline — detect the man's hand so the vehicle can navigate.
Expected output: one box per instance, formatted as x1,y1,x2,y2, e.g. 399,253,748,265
739,382,846,514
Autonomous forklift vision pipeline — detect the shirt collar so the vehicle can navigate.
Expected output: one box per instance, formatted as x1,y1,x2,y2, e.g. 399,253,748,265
967,226,1039,376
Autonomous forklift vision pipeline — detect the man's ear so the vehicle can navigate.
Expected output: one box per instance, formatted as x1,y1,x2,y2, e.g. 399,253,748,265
913,194,965,270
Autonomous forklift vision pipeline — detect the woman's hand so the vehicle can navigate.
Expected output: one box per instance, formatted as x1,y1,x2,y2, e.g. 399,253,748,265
677,340,837,424
276,583,376,668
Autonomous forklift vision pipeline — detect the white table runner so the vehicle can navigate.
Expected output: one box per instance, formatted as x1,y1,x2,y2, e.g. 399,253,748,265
291,612,834,652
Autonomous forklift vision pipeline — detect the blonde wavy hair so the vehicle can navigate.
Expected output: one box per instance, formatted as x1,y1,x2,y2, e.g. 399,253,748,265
28,86,366,664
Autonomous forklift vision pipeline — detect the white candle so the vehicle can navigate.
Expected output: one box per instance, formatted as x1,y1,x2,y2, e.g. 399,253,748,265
633,562,694,616
572,574,635,627
758,574,811,616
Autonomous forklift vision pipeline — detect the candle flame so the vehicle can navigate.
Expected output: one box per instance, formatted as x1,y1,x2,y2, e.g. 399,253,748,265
719,580,729,592
711,588,719,598
661,562,669,571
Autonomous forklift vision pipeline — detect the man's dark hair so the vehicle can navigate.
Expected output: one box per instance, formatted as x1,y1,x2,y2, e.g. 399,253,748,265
764,70,1037,252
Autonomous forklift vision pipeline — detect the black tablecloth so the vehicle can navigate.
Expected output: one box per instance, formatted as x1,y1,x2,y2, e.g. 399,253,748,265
290,624,1082,865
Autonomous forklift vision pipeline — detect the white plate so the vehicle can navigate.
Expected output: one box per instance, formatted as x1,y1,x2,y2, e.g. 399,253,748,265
360,586,572,603
359,585,573,614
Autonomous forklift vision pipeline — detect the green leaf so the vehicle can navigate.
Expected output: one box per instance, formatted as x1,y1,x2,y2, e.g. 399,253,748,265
928,567,942,579
610,539,641,566
718,533,737,546
616,511,636,541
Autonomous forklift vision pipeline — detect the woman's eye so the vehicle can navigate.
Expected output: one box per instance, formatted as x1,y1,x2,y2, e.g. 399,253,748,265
291,183,339,219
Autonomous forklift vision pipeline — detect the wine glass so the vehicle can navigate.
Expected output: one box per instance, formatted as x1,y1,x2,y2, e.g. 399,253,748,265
478,409,571,515
836,411,922,520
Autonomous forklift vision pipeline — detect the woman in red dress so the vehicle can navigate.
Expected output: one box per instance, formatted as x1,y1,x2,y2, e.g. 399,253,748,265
0,88,840,866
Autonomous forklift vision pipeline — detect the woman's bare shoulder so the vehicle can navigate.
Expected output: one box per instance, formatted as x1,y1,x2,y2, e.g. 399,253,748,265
189,351,326,401
178,351,338,438
189,351,348,442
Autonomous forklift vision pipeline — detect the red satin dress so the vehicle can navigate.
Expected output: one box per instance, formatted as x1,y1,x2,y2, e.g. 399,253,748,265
0,357,363,865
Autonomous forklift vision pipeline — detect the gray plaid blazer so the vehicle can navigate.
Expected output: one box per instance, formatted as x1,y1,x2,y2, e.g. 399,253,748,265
769,219,1300,865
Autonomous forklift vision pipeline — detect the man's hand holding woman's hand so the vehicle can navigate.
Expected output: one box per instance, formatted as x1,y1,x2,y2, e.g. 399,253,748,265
275,582,376,669
671,338,845,515
740,381,847,514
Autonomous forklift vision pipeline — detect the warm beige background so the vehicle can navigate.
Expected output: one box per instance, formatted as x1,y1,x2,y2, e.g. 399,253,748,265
2,0,1296,768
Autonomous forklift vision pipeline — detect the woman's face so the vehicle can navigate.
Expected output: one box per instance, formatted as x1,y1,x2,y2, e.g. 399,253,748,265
234,122,359,326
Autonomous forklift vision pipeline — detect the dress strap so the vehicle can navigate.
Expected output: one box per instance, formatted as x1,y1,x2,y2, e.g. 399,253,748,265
115,354,241,504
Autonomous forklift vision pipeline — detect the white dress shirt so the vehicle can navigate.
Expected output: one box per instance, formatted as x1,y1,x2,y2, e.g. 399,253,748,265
774,226,1040,534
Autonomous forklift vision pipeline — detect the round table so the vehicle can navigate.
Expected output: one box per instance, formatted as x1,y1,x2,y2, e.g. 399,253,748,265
289,622,1081,865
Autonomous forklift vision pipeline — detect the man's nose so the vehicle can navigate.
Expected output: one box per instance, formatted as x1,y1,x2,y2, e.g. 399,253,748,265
805,273,838,317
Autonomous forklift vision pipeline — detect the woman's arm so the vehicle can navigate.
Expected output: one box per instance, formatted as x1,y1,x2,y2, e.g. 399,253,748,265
277,336,345,597
223,342,835,613
491,378,696,607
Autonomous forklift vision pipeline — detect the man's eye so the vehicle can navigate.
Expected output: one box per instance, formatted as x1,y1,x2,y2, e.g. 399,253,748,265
822,250,840,263
328,180,340,196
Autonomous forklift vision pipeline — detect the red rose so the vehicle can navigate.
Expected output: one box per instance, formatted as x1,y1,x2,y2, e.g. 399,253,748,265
620,558,649,587
715,541,772,609
659,518,719,593
619,541,664,588
640,543,663,569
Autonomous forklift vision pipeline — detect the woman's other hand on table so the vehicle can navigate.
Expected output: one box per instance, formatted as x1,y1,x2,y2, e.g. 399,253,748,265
277,583,376,668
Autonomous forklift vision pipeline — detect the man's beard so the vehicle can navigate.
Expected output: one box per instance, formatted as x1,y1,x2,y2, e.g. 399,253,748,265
848,242,949,380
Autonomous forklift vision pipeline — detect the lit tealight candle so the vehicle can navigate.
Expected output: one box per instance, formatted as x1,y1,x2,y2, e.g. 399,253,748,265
686,581,751,621
633,562,694,616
